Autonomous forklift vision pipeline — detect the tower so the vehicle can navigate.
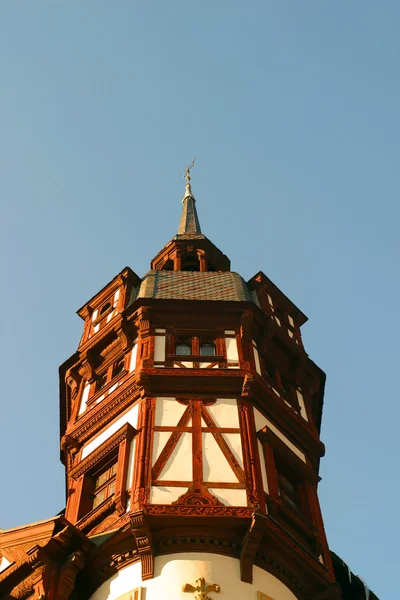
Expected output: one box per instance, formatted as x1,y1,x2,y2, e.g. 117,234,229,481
0,168,376,600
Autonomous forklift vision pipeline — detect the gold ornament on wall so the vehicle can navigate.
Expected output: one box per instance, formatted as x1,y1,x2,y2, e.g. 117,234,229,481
182,576,220,600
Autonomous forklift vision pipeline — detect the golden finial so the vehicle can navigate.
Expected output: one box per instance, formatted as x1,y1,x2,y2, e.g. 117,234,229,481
184,157,196,184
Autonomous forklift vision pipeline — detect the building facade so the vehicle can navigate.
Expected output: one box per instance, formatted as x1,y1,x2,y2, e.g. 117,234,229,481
0,173,378,600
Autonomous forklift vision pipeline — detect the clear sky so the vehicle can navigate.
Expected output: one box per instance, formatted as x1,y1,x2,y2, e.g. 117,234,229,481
0,2,398,598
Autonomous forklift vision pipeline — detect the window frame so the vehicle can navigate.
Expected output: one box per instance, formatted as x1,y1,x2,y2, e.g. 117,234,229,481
167,331,225,367
257,426,318,528
86,356,128,408
69,422,136,525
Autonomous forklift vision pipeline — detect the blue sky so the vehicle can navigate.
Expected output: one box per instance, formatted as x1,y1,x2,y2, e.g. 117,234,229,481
0,2,398,597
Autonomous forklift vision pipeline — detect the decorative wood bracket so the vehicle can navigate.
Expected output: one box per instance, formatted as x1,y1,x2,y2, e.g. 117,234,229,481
130,510,154,580
55,550,86,600
60,434,80,455
78,358,95,384
135,308,151,338
241,374,254,397
66,369,82,400
118,320,132,351
240,513,264,583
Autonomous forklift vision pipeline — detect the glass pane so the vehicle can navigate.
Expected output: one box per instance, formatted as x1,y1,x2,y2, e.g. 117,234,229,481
93,490,105,508
95,471,108,488
176,343,191,355
200,343,216,356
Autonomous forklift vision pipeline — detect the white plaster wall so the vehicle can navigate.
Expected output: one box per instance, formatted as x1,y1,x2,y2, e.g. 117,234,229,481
222,433,243,468
253,409,306,463
206,399,239,428
0,556,12,573
81,404,140,459
129,341,138,373
126,438,136,493
154,398,186,427
78,382,91,416
149,486,187,504
154,335,166,363
153,432,192,481
208,488,247,506
225,337,239,365
257,440,269,494
296,390,308,421
203,433,238,483
89,553,298,600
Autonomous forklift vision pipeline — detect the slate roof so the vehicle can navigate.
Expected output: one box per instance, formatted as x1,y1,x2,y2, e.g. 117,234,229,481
178,195,202,235
134,271,253,302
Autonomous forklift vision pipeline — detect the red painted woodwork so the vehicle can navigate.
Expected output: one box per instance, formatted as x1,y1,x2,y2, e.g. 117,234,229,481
0,182,345,600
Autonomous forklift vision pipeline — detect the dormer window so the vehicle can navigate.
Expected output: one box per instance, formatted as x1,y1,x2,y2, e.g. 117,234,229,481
100,302,111,315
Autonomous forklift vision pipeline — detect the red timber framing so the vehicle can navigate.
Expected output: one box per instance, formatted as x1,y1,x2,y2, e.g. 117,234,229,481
46,199,342,600
148,398,246,505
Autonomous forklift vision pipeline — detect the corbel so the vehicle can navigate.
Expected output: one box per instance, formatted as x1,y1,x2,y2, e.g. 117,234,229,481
65,368,82,401
60,434,80,456
241,374,254,398
28,545,56,600
130,510,154,580
55,550,86,600
118,319,133,351
78,357,95,384
240,513,264,583
135,307,151,338
136,373,151,399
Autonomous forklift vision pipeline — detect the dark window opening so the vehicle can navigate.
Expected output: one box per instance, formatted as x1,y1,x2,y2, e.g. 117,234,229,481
100,302,111,315
264,361,277,383
162,259,174,271
176,340,192,355
277,471,298,510
96,373,107,392
181,255,200,272
200,342,216,356
280,378,291,394
113,358,125,378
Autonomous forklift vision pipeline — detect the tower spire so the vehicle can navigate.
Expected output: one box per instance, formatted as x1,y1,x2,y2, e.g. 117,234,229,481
178,158,202,235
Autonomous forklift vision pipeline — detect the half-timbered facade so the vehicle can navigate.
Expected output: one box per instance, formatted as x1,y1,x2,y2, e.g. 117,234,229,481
0,171,378,600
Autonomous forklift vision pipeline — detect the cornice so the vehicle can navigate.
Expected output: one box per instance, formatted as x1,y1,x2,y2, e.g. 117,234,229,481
246,374,325,462
66,377,140,445
69,423,136,479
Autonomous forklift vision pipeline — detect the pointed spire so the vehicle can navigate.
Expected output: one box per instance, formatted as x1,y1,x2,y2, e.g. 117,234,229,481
178,158,202,235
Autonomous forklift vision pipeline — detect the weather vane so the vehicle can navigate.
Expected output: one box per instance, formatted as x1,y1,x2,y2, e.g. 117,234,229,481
184,157,196,183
